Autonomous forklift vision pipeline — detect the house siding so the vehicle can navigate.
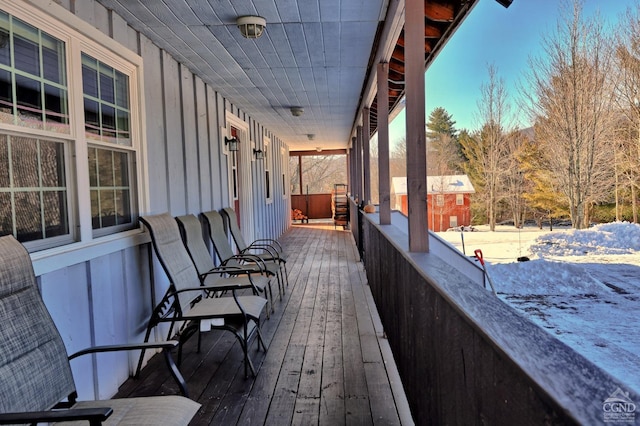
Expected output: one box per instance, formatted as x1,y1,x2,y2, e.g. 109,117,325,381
21,0,291,400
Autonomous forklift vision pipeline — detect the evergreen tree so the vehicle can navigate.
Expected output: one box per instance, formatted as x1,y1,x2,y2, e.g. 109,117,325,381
425,107,463,175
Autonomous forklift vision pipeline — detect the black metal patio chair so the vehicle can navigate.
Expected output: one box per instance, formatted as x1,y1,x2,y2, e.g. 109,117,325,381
175,213,274,315
201,210,285,299
138,213,267,378
220,207,289,290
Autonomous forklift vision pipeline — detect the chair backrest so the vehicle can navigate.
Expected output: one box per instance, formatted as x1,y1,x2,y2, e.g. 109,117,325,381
139,213,203,312
220,207,250,252
201,211,239,266
0,235,76,413
175,214,216,275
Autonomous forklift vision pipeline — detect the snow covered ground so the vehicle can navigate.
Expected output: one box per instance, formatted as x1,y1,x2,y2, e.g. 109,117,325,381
438,222,640,395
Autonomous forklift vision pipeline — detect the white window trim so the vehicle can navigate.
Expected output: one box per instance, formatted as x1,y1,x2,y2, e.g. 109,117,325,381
1,0,148,269
281,146,287,199
264,136,272,204
224,112,249,208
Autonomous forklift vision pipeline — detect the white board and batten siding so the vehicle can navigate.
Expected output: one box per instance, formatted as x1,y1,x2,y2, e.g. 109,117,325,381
17,0,291,401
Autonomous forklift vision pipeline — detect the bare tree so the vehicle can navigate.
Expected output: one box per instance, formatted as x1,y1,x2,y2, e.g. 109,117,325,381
462,64,513,231
503,129,530,227
369,137,379,204
289,154,347,195
521,0,615,228
612,3,640,222
390,138,407,178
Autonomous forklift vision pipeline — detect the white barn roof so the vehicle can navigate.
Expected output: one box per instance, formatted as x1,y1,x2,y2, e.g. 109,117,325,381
391,175,475,196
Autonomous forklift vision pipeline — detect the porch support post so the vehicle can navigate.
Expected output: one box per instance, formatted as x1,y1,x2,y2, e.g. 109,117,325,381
356,126,364,203
405,0,428,251
346,150,352,195
377,62,391,224
350,136,357,197
363,108,371,205
297,154,303,197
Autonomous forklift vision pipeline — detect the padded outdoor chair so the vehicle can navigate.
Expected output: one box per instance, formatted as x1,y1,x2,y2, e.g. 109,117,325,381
0,235,200,425
201,210,284,299
138,213,268,378
175,214,274,314
220,207,289,289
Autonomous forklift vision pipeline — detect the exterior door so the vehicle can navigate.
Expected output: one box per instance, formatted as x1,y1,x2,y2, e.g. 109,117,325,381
231,126,241,225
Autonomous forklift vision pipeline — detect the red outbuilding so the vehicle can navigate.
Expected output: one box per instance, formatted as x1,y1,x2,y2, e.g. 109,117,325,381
391,175,475,232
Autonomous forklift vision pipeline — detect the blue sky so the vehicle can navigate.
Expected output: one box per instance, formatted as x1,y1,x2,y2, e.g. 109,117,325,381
386,0,636,145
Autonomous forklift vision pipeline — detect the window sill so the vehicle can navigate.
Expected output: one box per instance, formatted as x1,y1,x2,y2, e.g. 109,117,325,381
30,228,151,276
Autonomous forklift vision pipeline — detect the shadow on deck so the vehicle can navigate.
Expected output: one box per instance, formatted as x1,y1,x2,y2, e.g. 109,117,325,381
114,223,412,425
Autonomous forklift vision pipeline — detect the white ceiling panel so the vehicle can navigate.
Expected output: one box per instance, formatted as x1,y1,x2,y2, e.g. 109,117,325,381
97,0,387,150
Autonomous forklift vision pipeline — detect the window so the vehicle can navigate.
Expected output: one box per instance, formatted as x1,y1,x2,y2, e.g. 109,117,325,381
83,53,135,234
82,54,130,145
281,147,287,198
0,12,69,133
436,194,444,206
0,5,142,250
88,147,132,231
456,193,464,206
449,215,458,228
0,134,69,245
264,137,272,202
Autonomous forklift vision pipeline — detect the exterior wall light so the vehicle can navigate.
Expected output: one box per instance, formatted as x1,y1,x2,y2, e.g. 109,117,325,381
225,136,239,152
253,148,264,160
236,16,266,39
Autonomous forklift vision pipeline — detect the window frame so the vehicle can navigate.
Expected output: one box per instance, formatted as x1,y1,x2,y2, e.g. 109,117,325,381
263,136,272,203
281,147,287,199
456,193,464,206
0,0,147,255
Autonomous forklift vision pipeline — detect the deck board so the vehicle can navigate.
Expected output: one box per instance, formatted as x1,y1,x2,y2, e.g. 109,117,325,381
113,223,410,425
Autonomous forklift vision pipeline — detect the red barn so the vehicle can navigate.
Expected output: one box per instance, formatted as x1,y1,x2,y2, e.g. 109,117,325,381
391,175,475,232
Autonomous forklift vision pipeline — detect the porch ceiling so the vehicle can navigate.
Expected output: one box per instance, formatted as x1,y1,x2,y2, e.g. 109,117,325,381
96,0,484,151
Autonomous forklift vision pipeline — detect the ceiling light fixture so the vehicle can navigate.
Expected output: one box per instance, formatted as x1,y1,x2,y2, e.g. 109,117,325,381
290,107,304,117
236,15,266,39
307,134,315,140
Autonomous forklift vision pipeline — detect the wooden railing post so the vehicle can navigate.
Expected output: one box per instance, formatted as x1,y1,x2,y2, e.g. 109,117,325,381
405,0,428,251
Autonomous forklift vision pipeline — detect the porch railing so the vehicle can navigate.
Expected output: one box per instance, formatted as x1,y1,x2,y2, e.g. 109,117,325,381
354,206,638,424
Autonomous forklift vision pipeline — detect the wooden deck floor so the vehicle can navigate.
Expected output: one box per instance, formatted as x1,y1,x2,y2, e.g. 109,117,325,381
114,222,411,425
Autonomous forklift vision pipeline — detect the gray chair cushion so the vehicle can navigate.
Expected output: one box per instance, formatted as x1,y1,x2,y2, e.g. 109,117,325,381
0,235,76,413
59,396,200,425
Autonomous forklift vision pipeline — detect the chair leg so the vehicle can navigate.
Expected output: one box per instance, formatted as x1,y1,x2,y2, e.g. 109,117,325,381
135,322,156,378
177,322,199,365
275,271,283,300
268,281,274,315
256,326,267,352
282,262,289,288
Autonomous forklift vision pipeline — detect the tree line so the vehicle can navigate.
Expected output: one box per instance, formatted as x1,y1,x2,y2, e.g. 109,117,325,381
411,0,640,230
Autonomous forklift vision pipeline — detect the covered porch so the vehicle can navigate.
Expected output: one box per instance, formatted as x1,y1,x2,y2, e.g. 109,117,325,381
114,222,411,424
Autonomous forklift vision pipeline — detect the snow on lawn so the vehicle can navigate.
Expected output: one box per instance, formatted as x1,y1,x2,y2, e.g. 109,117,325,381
439,222,640,395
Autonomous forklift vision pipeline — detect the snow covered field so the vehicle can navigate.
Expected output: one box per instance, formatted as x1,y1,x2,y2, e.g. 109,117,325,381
438,223,640,395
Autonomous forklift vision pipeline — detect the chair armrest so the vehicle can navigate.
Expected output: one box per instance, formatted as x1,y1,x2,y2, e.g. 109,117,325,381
251,238,283,251
221,254,268,272
202,265,260,276
68,341,190,398
0,407,113,425
68,341,179,360
241,244,279,259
